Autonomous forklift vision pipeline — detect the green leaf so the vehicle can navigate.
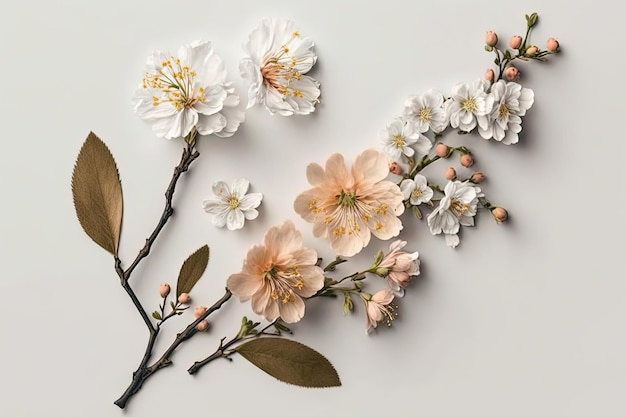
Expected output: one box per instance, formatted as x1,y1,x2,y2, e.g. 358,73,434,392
273,321,292,334
484,45,493,52
176,245,209,297
152,311,162,320
71,132,123,256
413,206,423,220
236,338,341,388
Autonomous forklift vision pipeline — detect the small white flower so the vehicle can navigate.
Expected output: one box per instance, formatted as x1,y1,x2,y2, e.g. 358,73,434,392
403,89,448,133
427,180,480,248
202,179,262,230
240,19,320,116
444,79,494,132
132,40,245,140
380,118,432,162
478,80,534,145
400,174,433,206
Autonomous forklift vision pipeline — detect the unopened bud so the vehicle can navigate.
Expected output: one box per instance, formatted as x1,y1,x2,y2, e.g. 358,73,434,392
546,37,559,52
196,320,209,332
445,167,457,181
484,68,494,82
460,154,474,168
525,45,538,56
159,283,171,298
194,306,208,319
491,207,508,223
178,293,191,304
388,161,402,175
509,35,522,49
504,66,519,81
435,143,449,158
485,31,498,47
470,171,485,184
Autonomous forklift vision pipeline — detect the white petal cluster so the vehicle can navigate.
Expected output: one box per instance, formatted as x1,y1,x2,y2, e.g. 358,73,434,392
444,79,494,132
403,89,448,133
240,19,320,116
202,179,262,231
132,40,244,140
478,80,534,145
400,174,433,206
427,180,481,248
380,118,432,162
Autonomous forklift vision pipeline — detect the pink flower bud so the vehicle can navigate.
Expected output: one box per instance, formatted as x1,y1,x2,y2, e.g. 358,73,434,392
445,167,456,181
509,35,522,49
546,37,559,52
388,162,402,175
525,45,538,56
196,320,209,332
460,154,474,168
504,66,519,81
484,68,494,82
159,283,171,298
194,306,208,319
485,31,498,47
470,171,485,184
491,207,508,223
435,143,449,158
178,293,191,304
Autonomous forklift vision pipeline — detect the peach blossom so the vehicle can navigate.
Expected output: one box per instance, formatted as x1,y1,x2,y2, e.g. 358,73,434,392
445,167,457,180
388,161,402,175
460,154,474,168
364,289,397,333
227,220,324,323
491,207,508,222
178,293,191,304
377,240,420,292
294,150,405,257
509,36,523,49
159,283,170,298
546,37,559,52
435,143,449,158
485,31,498,47
484,68,495,82
504,66,519,81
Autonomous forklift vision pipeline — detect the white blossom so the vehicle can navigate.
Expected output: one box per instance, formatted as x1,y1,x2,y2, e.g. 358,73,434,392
202,179,262,230
478,80,534,145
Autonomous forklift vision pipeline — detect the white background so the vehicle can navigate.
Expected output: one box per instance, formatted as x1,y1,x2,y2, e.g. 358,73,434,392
1,1,624,416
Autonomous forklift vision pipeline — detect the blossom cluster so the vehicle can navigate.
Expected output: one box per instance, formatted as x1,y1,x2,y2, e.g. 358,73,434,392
78,13,561,408
131,19,321,145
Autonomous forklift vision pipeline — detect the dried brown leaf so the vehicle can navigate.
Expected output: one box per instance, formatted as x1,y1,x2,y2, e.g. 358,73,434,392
176,245,209,297
236,338,341,388
71,132,123,255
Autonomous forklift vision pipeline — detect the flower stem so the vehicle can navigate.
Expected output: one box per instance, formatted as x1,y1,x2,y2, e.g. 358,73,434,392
112,139,204,409
114,289,232,409
124,143,200,281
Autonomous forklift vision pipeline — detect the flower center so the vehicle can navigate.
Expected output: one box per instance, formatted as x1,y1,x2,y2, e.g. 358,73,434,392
392,134,406,148
498,103,510,119
418,107,431,122
450,198,469,217
264,266,304,304
227,196,240,210
261,52,305,99
143,56,206,111
411,188,423,200
460,97,478,113
336,190,357,207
